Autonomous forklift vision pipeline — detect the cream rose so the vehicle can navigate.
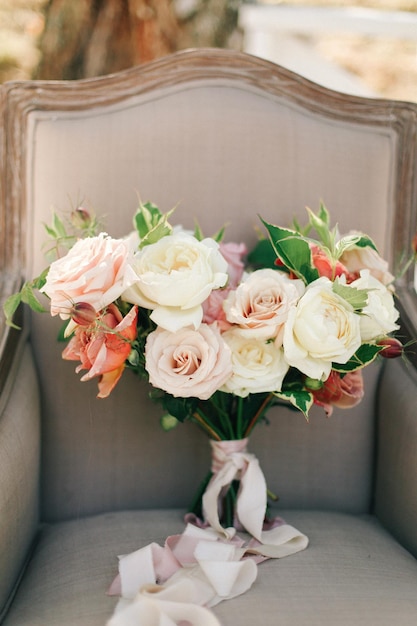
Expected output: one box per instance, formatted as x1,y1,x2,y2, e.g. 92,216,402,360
223,269,304,340
340,238,394,286
122,233,228,332
41,233,132,318
349,270,400,341
283,277,362,381
221,328,289,397
145,323,232,400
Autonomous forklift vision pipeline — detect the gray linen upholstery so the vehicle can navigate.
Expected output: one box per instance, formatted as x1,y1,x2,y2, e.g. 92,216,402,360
1,50,417,625
3,510,417,626
0,341,40,621
375,358,417,557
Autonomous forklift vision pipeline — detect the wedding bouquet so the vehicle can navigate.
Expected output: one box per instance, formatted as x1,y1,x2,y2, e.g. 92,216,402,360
4,201,404,532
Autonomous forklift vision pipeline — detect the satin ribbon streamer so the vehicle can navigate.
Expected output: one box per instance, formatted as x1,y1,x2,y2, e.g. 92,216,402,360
107,442,309,625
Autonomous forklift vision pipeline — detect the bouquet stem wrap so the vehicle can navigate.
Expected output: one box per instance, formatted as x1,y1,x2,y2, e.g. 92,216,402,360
202,439,267,541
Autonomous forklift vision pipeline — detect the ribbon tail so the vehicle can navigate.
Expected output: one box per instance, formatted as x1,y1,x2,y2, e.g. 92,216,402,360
202,461,239,538
236,455,267,542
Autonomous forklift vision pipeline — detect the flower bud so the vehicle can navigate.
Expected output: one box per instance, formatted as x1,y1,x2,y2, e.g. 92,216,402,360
378,337,403,358
70,302,97,326
304,377,324,391
71,207,92,230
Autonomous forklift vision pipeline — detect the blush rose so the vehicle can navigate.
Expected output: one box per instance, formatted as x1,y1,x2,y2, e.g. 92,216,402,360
223,268,304,340
145,323,232,400
41,233,133,318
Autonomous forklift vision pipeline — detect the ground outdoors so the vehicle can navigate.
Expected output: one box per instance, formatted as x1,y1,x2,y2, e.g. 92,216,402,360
0,0,416,101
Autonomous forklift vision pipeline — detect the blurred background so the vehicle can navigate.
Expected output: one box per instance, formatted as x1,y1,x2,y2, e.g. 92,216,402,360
0,0,416,101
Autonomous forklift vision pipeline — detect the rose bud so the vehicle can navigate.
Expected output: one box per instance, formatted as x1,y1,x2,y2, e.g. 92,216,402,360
378,337,403,358
71,207,92,229
304,377,324,391
70,302,97,326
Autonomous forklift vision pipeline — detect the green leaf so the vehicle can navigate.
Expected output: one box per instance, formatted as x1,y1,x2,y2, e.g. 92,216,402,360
332,279,369,311
52,212,68,239
336,233,379,258
260,218,320,284
161,394,198,423
134,202,174,248
20,283,46,313
3,292,22,329
247,238,278,270
273,389,314,420
332,343,383,373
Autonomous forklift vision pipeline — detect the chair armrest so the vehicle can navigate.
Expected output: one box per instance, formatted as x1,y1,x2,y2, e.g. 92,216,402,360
0,330,41,619
374,357,417,558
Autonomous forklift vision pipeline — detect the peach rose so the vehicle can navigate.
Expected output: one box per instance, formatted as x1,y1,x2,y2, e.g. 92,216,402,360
339,239,394,286
62,304,138,398
41,233,133,318
223,268,304,340
145,323,232,400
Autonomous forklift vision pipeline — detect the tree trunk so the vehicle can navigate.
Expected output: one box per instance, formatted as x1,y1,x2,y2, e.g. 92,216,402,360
34,0,240,81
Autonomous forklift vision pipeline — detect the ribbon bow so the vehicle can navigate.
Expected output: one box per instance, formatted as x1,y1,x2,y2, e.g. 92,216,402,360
202,439,267,541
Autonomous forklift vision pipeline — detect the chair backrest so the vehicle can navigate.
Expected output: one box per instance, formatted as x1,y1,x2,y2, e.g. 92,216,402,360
1,49,417,523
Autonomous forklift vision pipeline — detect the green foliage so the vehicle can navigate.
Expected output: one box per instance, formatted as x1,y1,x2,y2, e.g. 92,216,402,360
332,279,369,311
332,343,383,373
274,389,314,420
133,201,174,248
260,218,320,284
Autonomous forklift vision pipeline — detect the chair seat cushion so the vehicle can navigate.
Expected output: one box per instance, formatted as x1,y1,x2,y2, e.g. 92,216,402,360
4,509,417,626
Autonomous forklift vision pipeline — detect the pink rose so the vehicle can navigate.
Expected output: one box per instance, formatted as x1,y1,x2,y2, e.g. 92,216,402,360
145,323,232,400
62,304,138,398
219,242,247,288
308,370,364,417
41,233,133,317
202,242,247,327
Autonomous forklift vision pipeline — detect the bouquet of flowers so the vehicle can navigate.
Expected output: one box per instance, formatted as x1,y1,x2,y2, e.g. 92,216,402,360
4,201,404,536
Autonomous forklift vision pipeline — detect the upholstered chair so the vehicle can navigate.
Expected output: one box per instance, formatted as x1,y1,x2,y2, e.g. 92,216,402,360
1,49,417,625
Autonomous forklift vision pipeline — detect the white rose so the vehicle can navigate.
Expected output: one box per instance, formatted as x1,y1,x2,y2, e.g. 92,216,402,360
223,268,304,341
283,277,362,381
349,270,400,341
221,328,289,397
41,233,132,317
340,238,394,286
145,323,232,400
122,233,228,332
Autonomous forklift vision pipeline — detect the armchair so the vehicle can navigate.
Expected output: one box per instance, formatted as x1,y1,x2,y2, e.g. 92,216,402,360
1,48,417,625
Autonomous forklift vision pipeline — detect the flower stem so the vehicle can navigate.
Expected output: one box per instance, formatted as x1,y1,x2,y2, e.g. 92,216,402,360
191,410,222,441
244,393,274,437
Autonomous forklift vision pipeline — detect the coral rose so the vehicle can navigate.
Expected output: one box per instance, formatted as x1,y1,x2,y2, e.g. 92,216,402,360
308,370,364,416
145,323,232,400
62,304,138,398
41,233,133,318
